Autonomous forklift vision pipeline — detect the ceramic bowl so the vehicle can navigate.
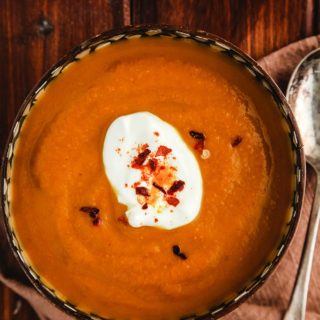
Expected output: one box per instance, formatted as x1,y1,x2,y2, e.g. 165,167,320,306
1,25,305,319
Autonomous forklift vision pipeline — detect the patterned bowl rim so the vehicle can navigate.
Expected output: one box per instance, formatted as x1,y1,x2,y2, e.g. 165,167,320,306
1,25,306,320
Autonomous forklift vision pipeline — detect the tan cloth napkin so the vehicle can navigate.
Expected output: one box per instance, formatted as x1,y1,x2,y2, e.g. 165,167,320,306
1,35,320,320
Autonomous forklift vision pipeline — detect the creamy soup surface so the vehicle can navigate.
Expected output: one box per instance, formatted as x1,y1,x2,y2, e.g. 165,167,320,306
11,37,293,320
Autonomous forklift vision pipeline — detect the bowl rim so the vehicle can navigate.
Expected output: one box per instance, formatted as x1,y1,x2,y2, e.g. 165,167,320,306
1,24,306,320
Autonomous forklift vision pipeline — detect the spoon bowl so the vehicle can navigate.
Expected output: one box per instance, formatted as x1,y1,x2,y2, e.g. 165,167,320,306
287,48,320,170
285,47,320,320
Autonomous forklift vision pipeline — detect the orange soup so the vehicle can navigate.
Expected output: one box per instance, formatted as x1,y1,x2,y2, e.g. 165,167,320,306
10,37,294,319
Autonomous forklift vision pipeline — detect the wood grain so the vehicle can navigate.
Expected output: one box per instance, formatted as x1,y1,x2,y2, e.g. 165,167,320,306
131,0,317,59
0,1,319,319
0,0,130,156
0,1,129,318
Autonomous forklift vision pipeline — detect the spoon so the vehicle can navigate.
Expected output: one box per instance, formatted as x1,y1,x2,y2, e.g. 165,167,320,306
284,48,320,320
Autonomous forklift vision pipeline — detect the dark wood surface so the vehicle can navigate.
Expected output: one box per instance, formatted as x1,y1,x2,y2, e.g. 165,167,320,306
0,1,319,319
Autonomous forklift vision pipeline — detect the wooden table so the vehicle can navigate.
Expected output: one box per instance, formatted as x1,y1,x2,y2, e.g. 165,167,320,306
0,1,319,319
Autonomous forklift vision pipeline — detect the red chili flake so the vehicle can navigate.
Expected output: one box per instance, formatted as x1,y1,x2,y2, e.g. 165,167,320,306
154,218,159,223
153,182,166,194
80,207,100,215
135,187,150,197
189,130,205,140
194,139,205,151
166,197,180,207
154,131,160,137
92,217,102,226
117,215,128,225
155,145,172,157
148,158,157,172
231,135,243,147
160,166,165,170
132,181,140,188
142,203,148,210
189,130,206,152
132,148,151,166
125,183,128,188
167,180,185,195
141,143,149,150
172,245,188,260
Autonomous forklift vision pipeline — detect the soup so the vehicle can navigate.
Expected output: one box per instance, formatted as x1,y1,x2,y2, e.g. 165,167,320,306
10,36,294,319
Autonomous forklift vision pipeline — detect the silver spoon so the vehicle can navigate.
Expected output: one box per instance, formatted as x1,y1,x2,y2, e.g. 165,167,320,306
284,48,320,320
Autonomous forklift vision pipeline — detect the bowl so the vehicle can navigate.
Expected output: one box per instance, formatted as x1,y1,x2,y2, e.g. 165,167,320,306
1,25,305,319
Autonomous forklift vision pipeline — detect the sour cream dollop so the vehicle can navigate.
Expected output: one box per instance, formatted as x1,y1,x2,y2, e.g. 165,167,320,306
103,112,203,230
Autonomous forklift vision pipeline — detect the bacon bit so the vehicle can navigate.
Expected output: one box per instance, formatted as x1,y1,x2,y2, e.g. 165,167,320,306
132,148,151,167
118,215,128,225
153,182,166,194
135,186,150,197
142,203,148,210
155,145,172,157
167,180,185,195
92,217,102,226
80,207,100,215
154,218,159,223
154,131,160,136
172,245,188,260
148,159,157,172
189,130,205,140
166,197,180,207
231,135,243,147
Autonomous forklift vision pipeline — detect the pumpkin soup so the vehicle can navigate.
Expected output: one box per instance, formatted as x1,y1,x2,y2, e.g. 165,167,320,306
10,36,294,319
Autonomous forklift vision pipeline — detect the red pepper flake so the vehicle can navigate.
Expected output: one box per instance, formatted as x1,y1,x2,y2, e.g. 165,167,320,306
167,180,185,195
80,207,100,215
132,148,151,167
117,215,128,225
194,139,205,151
172,245,188,260
153,182,166,194
189,130,205,140
155,145,172,157
132,181,141,188
231,135,243,147
148,158,157,172
92,216,102,226
142,203,148,210
80,207,102,226
125,183,128,188
154,131,160,137
166,197,180,207
154,218,159,223
135,186,150,197
189,130,206,153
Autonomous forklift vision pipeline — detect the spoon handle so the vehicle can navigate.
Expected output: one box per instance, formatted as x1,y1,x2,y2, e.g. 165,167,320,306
283,171,320,320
